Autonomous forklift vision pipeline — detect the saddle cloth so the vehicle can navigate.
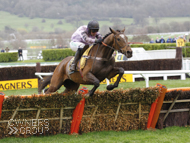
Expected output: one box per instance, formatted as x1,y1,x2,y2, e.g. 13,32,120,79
69,45,93,71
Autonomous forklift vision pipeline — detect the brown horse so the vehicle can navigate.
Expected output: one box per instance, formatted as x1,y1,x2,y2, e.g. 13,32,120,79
39,28,132,97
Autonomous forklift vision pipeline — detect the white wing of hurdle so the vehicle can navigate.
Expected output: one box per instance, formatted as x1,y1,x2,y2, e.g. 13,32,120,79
35,72,53,81
35,70,190,88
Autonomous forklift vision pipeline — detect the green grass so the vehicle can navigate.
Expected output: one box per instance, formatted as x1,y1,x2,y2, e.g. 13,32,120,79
147,17,190,26
0,11,74,32
1,126,190,143
158,17,190,24
2,78,190,96
1,11,190,46
1,11,190,33
0,11,115,33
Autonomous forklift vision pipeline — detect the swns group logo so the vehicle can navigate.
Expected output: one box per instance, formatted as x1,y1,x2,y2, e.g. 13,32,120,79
0,79,38,91
8,119,49,135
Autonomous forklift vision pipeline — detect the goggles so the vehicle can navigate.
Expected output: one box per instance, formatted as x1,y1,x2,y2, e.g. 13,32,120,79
91,29,99,33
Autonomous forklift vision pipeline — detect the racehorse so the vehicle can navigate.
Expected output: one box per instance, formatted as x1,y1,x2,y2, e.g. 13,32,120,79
39,28,133,97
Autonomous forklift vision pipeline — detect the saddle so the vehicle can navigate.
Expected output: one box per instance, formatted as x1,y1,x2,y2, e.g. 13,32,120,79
68,45,93,74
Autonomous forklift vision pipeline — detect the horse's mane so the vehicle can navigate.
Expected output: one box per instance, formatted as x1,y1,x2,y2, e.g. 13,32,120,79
102,30,121,41
102,32,112,41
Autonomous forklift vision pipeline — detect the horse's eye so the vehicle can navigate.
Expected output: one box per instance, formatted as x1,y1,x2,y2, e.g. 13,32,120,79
117,38,120,41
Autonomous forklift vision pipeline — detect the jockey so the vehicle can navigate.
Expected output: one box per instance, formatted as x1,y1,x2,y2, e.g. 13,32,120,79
69,20,103,72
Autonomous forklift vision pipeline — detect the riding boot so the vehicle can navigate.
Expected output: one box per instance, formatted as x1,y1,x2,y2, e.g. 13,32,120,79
82,45,89,53
70,45,90,71
70,48,82,71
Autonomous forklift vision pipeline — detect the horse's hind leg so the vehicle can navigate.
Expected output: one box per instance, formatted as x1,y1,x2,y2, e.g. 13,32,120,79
62,79,80,94
106,67,124,90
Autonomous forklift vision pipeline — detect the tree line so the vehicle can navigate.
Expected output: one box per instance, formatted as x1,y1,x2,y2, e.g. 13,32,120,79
1,0,190,48
1,0,190,21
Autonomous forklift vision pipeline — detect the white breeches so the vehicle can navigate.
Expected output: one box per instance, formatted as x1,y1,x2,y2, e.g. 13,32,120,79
69,41,85,52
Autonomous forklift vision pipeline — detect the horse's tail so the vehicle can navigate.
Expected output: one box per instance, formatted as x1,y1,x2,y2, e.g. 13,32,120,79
38,75,52,94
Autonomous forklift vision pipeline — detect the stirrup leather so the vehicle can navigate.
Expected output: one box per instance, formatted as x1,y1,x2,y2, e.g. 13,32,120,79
70,63,76,71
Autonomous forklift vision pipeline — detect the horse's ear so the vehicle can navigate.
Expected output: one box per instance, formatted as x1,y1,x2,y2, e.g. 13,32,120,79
121,27,125,33
109,27,117,34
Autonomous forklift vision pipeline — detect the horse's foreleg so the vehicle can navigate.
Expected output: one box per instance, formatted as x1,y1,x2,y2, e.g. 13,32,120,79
88,85,99,97
106,67,124,90
83,72,100,97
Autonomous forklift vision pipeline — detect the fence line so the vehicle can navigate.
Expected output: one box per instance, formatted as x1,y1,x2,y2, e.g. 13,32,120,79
35,70,190,88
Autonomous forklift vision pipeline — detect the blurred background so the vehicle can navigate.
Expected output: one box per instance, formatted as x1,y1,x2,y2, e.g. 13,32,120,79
0,0,190,59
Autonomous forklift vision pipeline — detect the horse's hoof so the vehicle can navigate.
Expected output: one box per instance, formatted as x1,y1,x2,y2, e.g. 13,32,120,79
84,93,90,99
107,85,115,90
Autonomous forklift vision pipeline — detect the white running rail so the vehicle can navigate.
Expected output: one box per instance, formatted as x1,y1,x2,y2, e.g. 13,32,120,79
35,70,190,88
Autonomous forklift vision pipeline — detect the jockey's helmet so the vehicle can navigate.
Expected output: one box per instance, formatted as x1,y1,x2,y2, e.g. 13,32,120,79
87,20,99,33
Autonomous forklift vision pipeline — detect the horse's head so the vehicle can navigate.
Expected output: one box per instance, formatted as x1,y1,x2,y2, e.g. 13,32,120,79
109,28,133,58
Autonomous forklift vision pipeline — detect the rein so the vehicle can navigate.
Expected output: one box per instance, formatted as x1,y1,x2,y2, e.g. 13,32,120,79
102,41,115,51
90,43,100,72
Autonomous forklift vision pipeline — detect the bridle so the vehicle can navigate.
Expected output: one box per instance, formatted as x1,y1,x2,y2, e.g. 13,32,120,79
90,32,129,72
101,32,129,53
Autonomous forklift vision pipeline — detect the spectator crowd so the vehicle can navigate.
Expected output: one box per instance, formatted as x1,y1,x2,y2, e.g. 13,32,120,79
150,35,187,43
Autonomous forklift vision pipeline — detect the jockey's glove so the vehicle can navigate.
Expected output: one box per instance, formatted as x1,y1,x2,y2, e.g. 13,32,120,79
95,38,103,44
